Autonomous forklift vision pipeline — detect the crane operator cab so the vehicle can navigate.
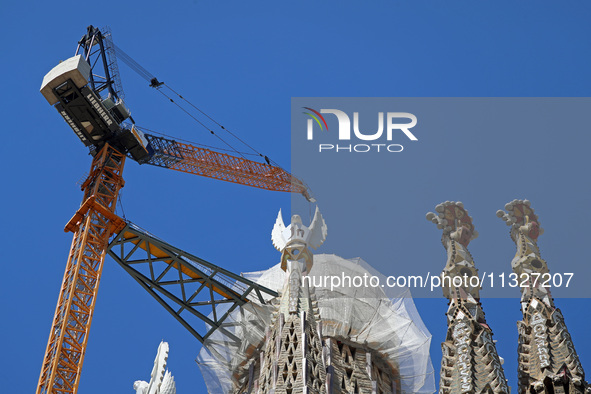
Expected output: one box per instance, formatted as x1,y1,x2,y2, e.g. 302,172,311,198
40,55,154,163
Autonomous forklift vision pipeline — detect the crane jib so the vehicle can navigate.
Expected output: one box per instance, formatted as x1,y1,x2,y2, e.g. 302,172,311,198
141,133,309,196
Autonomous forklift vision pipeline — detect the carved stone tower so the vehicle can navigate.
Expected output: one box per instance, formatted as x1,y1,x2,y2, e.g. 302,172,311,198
256,208,328,393
497,199,589,394
427,201,509,394
198,207,434,393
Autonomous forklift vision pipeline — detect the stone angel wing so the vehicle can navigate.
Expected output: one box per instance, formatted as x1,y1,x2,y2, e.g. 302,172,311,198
159,370,176,394
271,209,287,252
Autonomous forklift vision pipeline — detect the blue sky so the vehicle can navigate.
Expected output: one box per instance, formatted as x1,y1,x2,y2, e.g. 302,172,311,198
2,1,590,393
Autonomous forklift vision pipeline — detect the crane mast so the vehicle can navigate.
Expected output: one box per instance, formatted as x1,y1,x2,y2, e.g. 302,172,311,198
38,26,311,393
38,145,126,393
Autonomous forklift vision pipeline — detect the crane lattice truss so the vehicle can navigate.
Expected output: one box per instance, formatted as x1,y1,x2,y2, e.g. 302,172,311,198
144,134,308,196
38,145,126,394
107,223,278,343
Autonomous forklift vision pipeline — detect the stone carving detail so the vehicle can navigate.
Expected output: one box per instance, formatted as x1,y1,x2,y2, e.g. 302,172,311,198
498,199,589,394
427,201,509,394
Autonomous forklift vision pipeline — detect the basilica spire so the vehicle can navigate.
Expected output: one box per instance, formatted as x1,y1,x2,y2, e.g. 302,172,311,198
256,208,328,393
427,201,509,393
497,199,589,394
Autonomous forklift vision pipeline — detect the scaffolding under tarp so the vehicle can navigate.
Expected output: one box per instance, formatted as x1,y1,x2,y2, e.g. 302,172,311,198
197,254,435,393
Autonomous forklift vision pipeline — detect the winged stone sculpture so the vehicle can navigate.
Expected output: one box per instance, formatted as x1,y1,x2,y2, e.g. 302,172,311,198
271,206,327,274
133,341,176,394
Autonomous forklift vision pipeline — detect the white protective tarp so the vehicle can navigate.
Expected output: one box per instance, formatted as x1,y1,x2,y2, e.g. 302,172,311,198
197,254,435,393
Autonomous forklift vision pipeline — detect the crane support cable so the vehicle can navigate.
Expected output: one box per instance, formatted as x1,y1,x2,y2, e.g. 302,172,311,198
162,84,274,163
112,43,155,83
154,88,249,161
110,44,284,168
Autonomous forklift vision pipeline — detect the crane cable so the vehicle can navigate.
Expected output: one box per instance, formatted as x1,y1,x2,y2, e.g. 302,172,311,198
112,44,154,84
153,88,250,161
163,84,277,167
112,43,280,167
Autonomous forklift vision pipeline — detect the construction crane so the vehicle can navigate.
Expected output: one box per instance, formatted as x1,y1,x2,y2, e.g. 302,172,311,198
37,25,311,394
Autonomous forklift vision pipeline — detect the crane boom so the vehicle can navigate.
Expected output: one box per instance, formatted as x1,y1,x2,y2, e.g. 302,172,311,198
143,133,312,199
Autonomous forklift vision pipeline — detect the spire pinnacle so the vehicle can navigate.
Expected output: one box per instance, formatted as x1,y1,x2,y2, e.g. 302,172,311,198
498,199,589,394
428,201,509,394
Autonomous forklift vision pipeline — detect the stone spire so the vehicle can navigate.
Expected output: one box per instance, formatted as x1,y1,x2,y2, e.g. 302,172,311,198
497,199,589,394
427,201,509,394
256,207,328,393
230,207,422,393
